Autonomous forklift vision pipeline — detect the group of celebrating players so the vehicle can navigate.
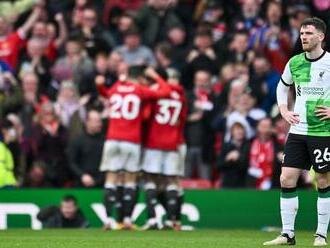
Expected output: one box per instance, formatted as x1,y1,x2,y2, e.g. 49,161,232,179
96,66,186,230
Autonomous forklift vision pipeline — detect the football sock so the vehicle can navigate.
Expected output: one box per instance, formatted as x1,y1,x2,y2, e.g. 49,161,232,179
175,188,184,222
166,184,179,221
316,186,330,237
104,183,117,218
123,183,137,220
145,182,157,220
158,190,167,211
115,184,124,223
281,187,298,238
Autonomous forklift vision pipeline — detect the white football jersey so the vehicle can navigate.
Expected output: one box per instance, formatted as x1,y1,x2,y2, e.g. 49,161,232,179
281,51,330,136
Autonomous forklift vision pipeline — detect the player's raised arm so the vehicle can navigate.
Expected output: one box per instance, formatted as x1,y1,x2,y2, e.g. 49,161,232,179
276,61,299,125
141,67,171,99
95,75,116,97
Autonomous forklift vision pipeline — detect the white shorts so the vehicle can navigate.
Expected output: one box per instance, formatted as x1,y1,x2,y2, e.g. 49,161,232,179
142,149,181,176
177,144,187,177
99,140,141,172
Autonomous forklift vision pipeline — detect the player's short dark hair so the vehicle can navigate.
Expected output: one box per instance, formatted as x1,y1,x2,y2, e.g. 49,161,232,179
62,195,78,205
301,17,327,34
128,65,147,79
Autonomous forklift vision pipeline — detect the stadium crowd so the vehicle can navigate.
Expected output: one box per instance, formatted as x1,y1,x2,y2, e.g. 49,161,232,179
0,0,329,191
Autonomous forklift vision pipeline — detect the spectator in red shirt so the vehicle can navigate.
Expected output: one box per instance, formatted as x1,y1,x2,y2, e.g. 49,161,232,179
0,6,41,69
31,13,68,62
247,117,283,190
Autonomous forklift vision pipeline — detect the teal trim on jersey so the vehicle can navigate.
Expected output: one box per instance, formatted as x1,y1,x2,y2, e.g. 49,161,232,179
289,53,311,86
306,99,330,136
319,191,330,198
281,191,298,198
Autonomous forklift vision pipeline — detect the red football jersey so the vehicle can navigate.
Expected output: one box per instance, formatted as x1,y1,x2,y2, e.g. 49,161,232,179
97,77,170,143
144,84,187,150
0,31,24,69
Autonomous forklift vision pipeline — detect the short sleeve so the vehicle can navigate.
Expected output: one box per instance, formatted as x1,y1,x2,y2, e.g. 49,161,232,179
280,61,293,86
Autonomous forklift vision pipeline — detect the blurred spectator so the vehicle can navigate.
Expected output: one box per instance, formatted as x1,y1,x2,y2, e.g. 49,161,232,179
0,5,41,69
18,72,49,137
68,109,104,187
31,13,68,62
71,7,113,58
0,61,20,120
93,51,124,91
108,13,136,46
219,30,253,67
114,27,156,66
135,0,183,47
17,38,51,95
200,0,227,43
54,80,86,140
166,26,190,74
33,102,70,187
224,90,266,142
155,42,178,72
0,119,18,188
249,55,280,112
23,160,47,187
247,118,283,190
183,28,218,89
37,195,89,228
273,114,290,146
230,0,263,33
52,37,95,98
103,0,143,26
249,0,292,73
217,122,250,188
185,70,216,180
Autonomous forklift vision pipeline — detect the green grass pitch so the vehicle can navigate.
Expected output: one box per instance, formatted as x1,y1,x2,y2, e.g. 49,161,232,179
0,229,317,248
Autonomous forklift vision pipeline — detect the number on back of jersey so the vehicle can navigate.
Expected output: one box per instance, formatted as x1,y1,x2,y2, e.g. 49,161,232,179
155,99,182,125
109,94,141,120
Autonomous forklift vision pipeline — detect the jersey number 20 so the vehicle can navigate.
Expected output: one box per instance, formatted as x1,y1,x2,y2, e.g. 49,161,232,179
109,94,140,120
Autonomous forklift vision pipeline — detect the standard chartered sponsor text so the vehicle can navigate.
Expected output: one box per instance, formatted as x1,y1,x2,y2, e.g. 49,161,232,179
301,86,324,95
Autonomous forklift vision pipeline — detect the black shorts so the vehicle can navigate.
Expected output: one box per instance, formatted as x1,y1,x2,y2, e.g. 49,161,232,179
283,133,330,173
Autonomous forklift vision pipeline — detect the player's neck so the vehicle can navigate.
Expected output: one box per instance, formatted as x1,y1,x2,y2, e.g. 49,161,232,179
305,47,325,61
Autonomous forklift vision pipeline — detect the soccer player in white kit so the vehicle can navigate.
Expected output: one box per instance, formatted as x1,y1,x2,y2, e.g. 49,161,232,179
264,17,330,246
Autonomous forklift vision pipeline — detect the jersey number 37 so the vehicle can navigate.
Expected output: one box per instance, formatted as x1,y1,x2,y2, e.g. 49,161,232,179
155,99,182,126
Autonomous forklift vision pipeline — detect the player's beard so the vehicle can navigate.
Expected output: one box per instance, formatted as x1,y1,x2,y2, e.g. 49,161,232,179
302,41,317,52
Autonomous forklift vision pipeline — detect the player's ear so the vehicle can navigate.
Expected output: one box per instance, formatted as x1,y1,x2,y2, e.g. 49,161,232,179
318,32,325,42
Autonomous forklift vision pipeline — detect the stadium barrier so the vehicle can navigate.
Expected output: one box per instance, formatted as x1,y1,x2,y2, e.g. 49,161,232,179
0,189,317,230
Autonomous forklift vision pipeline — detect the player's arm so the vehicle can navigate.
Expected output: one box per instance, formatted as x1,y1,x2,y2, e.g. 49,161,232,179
141,67,171,99
95,75,115,97
277,61,300,125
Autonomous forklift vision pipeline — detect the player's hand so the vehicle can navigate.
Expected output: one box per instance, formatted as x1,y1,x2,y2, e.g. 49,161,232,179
144,67,159,80
81,174,95,187
280,109,300,125
55,13,64,23
315,105,330,120
95,75,105,86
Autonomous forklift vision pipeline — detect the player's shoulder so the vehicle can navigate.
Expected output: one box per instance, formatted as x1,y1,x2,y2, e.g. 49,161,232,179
288,52,306,66
115,81,139,93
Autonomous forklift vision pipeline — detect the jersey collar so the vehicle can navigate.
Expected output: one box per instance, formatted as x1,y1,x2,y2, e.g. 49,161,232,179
305,50,326,62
